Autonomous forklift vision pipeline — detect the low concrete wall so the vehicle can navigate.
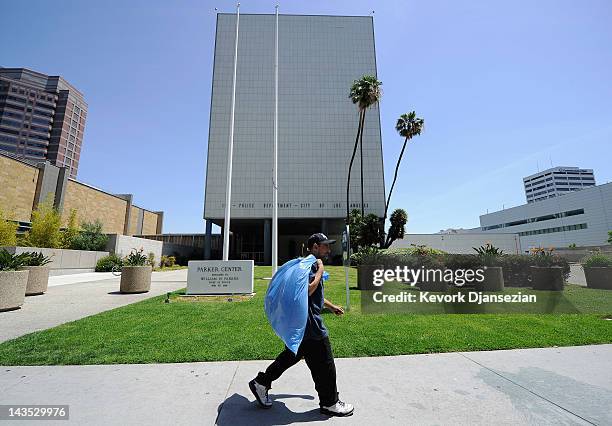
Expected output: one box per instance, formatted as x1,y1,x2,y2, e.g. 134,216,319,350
106,234,163,266
162,242,203,260
552,245,612,262
0,246,109,272
391,233,521,254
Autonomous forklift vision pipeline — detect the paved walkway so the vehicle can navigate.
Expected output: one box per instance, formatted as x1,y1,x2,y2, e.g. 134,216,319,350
0,269,188,343
1,344,610,425
568,263,587,286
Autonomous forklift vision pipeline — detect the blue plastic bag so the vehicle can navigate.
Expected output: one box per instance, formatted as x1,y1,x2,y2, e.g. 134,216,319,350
264,254,329,354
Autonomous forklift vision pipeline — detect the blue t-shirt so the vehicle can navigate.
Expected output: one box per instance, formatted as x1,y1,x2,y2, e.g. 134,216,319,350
303,262,328,340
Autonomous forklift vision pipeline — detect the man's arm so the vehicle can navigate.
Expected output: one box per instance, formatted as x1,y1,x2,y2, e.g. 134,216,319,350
308,259,324,296
324,298,345,316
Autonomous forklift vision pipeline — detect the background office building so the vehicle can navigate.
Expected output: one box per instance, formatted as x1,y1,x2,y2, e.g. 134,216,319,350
0,67,87,178
481,181,612,252
203,14,385,263
523,166,595,204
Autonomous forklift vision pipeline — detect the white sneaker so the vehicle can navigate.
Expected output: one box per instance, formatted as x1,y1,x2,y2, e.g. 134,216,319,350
249,379,272,408
320,400,354,417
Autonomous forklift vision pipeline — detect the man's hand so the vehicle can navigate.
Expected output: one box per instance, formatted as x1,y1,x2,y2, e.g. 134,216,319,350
323,298,343,315
316,258,324,271
330,304,344,316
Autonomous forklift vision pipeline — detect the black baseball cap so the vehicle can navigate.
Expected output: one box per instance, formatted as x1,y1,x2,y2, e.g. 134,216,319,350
307,233,336,249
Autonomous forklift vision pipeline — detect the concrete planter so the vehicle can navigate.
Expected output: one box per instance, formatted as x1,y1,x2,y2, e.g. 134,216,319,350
418,272,450,292
419,280,450,292
357,264,383,290
476,267,505,292
583,267,612,290
0,270,29,312
530,266,564,291
120,266,152,293
19,266,50,296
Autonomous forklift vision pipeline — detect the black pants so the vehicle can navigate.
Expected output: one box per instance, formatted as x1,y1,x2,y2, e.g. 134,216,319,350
255,336,339,407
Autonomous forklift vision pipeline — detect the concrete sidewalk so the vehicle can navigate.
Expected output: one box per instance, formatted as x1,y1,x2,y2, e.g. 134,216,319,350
568,264,587,287
1,344,610,425
0,269,188,343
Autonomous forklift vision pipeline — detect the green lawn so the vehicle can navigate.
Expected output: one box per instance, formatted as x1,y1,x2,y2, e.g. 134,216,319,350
0,266,610,365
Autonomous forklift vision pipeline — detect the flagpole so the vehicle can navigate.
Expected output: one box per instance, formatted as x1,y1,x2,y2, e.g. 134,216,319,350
223,2,240,261
272,4,279,274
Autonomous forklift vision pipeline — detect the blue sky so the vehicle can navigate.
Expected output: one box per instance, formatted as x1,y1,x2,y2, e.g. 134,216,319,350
3,0,611,234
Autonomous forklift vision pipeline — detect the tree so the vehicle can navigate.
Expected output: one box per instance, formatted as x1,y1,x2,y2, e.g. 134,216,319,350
379,111,424,247
348,209,381,251
349,208,407,250
608,230,612,244
347,75,382,220
26,194,63,248
382,209,408,249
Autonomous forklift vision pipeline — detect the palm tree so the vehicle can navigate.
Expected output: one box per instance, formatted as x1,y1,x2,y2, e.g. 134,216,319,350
380,111,424,246
347,75,382,221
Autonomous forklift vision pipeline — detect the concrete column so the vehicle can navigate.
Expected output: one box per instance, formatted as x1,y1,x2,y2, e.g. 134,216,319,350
204,220,212,260
33,162,61,210
321,218,328,235
155,211,164,234
114,194,133,235
264,219,272,265
54,166,69,212
136,208,144,235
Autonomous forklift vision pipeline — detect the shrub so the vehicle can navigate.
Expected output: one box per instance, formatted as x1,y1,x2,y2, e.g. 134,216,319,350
529,246,564,267
443,254,483,271
350,246,380,266
147,252,156,267
581,253,612,268
160,255,176,268
0,249,30,271
95,254,123,272
61,209,80,249
0,209,18,247
356,249,570,287
70,220,108,251
499,254,570,287
473,243,504,267
20,251,53,266
124,247,148,266
26,195,63,248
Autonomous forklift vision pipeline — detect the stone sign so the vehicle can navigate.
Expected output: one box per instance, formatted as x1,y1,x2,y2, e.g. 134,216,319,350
186,260,254,294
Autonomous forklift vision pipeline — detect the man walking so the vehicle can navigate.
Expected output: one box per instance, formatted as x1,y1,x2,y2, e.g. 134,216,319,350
249,233,354,417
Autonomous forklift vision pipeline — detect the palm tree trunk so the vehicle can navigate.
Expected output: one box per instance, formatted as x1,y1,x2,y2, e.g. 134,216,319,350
346,110,365,222
380,136,409,247
359,109,367,217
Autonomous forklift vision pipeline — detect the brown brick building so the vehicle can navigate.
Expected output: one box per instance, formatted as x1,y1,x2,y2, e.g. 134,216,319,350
0,67,87,179
0,152,163,236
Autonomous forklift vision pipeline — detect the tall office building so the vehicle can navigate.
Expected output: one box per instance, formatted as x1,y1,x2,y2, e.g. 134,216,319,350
0,67,87,178
203,14,385,263
523,166,595,204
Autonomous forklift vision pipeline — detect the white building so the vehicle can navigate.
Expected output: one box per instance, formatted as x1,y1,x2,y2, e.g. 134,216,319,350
523,166,595,204
481,182,612,252
203,14,385,263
